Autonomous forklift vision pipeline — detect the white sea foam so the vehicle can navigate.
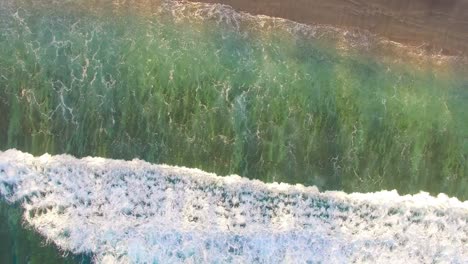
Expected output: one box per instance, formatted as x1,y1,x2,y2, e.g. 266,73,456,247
0,149,467,263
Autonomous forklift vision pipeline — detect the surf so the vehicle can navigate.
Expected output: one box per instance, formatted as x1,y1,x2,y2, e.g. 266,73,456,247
1,149,467,263
0,0,467,262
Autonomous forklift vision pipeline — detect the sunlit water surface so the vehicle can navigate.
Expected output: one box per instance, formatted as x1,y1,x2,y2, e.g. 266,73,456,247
0,0,467,262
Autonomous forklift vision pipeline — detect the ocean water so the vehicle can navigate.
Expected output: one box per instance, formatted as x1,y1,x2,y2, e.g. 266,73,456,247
1,150,467,263
0,0,467,263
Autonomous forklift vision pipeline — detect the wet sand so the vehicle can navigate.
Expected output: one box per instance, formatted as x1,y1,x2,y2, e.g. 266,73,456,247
189,0,468,55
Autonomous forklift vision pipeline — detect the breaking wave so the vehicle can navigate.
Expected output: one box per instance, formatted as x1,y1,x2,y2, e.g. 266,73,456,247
1,0,467,262
0,149,467,263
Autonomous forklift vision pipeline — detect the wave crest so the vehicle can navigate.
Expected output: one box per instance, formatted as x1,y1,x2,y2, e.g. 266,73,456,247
1,149,467,263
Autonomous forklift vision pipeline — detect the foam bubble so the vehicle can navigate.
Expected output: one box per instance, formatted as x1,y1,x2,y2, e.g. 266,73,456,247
0,149,467,263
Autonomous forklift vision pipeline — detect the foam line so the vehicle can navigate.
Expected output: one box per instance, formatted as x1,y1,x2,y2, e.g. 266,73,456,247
0,149,467,263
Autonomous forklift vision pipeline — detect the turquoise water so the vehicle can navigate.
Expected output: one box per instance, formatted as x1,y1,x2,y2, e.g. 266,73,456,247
0,0,467,262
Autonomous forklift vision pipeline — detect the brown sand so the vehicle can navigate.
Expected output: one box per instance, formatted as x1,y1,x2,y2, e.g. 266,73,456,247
188,0,468,55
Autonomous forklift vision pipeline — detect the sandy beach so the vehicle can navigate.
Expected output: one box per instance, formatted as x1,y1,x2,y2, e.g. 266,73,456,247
189,0,468,55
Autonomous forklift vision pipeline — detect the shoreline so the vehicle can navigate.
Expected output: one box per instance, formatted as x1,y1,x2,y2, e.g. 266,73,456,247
188,0,468,55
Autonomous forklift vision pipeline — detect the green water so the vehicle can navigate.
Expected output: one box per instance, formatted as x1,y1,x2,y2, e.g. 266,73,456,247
1,1,467,199
0,201,92,264
0,1,467,262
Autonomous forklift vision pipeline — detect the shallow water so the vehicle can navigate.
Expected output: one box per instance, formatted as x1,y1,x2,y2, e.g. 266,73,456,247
0,0,467,262
192,0,468,54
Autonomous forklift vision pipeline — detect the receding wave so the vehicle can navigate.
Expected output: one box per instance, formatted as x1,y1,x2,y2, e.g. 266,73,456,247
0,149,467,263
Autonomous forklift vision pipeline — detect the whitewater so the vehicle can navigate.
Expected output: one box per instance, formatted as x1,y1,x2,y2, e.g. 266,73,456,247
0,0,467,262
0,149,467,263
